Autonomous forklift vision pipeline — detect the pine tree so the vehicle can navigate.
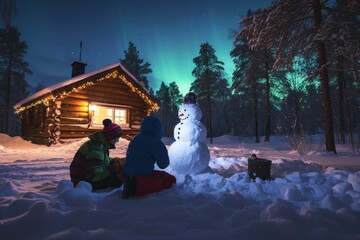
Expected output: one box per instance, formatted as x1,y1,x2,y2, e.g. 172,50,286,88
168,82,183,134
120,41,152,91
324,0,360,144
238,0,338,153
168,82,183,113
212,77,231,136
0,0,16,27
231,35,264,143
155,82,171,136
0,0,31,135
153,81,183,137
190,42,227,143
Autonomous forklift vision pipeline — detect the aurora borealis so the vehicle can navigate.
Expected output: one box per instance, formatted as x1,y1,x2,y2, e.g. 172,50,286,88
14,0,272,94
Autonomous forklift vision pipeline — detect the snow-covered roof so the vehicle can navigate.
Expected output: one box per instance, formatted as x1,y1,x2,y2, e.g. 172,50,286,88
14,62,149,110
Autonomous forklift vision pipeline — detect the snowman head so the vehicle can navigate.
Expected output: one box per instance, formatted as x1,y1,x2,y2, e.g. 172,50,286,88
178,103,202,121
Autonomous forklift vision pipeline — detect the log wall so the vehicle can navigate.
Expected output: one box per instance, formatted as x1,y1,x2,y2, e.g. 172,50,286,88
20,75,152,145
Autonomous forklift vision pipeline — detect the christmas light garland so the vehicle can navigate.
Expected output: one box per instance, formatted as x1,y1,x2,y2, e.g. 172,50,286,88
15,69,160,113
118,74,159,111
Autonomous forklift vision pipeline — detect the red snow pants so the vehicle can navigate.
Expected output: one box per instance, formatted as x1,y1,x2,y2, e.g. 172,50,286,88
135,170,176,197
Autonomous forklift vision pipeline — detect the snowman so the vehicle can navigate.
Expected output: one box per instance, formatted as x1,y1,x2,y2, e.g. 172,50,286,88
168,92,210,174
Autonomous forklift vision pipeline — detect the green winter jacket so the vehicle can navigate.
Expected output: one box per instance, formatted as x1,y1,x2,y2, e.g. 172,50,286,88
70,131,113,183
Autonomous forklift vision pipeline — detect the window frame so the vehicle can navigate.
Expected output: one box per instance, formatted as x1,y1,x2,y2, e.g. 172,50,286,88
89,102,131,129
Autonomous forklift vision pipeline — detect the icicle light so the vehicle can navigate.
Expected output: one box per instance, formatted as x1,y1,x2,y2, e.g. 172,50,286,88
15,70,159,113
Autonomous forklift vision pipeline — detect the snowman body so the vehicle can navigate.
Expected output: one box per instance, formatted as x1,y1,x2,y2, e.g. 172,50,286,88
169,103,210,174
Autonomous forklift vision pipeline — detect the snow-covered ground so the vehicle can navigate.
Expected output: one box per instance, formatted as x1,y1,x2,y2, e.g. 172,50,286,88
0,133,359,240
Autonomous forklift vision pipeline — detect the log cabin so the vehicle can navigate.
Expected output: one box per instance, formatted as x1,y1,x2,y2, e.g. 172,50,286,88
13,62,159,145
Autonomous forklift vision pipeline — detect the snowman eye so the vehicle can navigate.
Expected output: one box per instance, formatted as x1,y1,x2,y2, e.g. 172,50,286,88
184,109,186,111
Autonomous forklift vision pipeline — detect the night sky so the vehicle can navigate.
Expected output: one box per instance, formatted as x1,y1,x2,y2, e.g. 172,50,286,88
14,0,272,95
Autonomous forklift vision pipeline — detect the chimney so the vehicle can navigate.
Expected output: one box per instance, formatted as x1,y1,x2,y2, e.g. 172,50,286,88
71,41,87,77
71,61,87,77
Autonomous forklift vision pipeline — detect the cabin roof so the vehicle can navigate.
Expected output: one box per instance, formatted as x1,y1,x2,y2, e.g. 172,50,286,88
14,62,158,112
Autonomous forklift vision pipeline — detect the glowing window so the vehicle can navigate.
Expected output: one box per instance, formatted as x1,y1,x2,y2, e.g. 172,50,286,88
89,104,129,128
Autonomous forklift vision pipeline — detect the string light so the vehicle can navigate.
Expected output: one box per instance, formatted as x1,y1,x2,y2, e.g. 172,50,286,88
15,69,160,113
118,74,160,111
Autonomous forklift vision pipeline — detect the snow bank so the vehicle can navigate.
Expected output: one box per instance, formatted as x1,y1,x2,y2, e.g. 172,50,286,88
0,135,359,239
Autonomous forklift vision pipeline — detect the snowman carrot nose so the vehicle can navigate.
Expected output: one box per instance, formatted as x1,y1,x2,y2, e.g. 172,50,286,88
179,113,184,117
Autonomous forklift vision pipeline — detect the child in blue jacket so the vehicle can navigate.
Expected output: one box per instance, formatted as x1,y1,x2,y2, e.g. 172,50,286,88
123,116,176,198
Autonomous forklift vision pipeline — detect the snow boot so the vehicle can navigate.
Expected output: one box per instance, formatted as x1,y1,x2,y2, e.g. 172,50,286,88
122,176,137,199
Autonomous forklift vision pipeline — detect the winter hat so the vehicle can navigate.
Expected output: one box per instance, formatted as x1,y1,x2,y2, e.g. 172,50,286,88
184,92,196,104
102,119,123,141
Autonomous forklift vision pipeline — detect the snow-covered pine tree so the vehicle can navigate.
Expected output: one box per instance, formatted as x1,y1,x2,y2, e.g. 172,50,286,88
237,0,338,153
231,9,278,143
322,0,360,145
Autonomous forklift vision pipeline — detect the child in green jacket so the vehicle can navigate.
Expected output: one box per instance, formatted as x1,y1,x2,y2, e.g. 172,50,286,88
70,119,125,190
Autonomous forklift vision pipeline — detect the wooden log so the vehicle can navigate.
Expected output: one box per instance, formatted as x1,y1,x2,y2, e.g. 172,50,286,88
79,83,131,94
59,125,93,131
60,117,89,125
22,127,47,135
72,84,144,100
22,136,51,145
59,97,89,106
59,129,138,140
67,92,147,108
21,129,50,138
60,111,89,118
59,131,91,138
248,155,272,181
60,105,89,112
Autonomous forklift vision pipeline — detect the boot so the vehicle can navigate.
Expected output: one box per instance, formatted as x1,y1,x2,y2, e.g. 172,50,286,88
122,176,137,199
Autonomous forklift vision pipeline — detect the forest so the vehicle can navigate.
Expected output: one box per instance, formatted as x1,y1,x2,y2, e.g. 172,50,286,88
0,0,359,154
154,0,359,155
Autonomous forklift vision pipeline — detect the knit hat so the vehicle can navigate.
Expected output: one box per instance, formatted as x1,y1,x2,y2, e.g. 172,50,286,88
184,92,196,104
102,119,123,141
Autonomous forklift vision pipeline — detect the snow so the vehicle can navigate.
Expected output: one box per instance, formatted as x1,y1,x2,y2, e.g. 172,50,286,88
0,133,360,240
169,141,210,174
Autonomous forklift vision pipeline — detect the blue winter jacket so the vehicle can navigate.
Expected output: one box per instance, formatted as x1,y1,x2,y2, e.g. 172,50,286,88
124,116,170,176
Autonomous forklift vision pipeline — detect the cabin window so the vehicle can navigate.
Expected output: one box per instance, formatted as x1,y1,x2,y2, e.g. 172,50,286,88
89,104,130,128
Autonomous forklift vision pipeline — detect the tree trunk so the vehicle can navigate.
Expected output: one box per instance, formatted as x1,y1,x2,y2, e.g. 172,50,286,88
4,34,13,135
346,97,354,152
294,92,301,135
313,0,336,153
223,103,231,134
253,80,259,143
207,85,213,144
337,57,345,144
264,50,271,142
